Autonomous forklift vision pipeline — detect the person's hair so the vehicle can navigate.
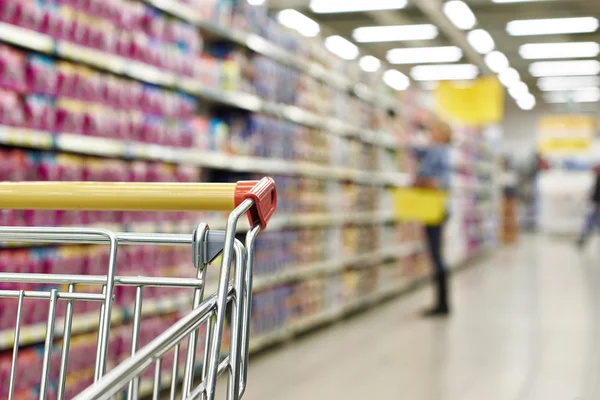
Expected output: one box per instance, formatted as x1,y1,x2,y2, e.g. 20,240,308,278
430,119,452,144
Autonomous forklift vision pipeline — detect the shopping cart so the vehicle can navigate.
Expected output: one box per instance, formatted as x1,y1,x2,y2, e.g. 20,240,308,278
0,178,277,400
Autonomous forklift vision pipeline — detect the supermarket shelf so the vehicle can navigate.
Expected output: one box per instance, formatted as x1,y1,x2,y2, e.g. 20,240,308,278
249,276,426,354
0,243,422,350
253,242,423,291
0,22,398,149
221,210,399,232
141,0,394,110
0,126,408,185
269,211,396,230
0,211,401,248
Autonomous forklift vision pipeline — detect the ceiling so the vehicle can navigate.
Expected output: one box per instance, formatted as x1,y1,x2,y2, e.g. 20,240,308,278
268,0,600,105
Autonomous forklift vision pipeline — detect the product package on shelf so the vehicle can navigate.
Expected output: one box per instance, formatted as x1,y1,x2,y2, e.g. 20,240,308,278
0,0,202,75
0,43,200,147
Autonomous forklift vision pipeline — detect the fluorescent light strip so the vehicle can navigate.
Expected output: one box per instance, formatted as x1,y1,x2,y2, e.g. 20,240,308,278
467,29,495,54
310,0,407,13
507,17,599,36
360,56,381,72
386,46,463,64
519,42,600,60
537,76,600,91
277,10,320,37
383,69,411,91
353,24,438,43
324,36,359,60
484,51,509,73
443,1,477,30
529,60,600,77
411,64,479,81
544,88,600,103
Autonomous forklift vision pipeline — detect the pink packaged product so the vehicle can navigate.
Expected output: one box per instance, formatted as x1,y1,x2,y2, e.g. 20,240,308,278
23,95,57,132
0,0,200,76
0,149,30,226
0,44,26,92
0,89,25,127
25,54,58,95
0,45,198,140
193,54,221,89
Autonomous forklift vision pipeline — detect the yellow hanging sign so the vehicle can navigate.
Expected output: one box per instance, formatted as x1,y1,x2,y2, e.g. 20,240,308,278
537,115,596,155
434,77,504,125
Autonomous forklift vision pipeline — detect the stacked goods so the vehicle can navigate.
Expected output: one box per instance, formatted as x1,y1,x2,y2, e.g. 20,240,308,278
0,0,202,75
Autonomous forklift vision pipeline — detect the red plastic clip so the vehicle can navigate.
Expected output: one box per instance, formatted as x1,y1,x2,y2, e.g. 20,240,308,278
234,177,277,229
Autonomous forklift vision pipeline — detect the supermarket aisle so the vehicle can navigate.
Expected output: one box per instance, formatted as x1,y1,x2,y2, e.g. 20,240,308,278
234,235,600,400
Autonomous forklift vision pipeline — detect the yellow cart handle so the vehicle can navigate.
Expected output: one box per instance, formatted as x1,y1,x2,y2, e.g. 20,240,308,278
0,178,278,228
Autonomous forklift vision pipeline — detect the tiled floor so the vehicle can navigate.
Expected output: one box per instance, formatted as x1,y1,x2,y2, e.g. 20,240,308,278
221,235,600,400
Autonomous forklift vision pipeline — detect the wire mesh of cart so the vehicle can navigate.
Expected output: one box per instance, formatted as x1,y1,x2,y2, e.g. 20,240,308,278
0,178,277,400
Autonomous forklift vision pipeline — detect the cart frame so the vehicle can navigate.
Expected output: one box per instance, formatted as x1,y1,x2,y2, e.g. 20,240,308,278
0,178,276,400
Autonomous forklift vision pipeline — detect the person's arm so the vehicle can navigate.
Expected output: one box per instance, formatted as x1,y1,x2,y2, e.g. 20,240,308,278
438,147,450,191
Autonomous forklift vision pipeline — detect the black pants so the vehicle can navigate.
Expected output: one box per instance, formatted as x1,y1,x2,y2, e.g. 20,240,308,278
424,223,449,310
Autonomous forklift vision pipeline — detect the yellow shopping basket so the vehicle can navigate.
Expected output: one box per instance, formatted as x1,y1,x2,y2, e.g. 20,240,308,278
393,188,448,225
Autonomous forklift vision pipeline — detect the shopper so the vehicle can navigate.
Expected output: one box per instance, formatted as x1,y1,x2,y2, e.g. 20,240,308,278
413,119,452,317
500,157,519,244
577,166,600,248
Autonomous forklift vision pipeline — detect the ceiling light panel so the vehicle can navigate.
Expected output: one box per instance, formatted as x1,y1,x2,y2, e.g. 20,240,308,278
443,1,477,30
484,51,509,73
360,56,381,72
386,46,463,64
411,64,479,81
537,76,600,91
324,36,359,60
519,42,600,59
353,24,439,43
467,29,495,54
383,69,411,91
529,60,600,77
544,88,600,103
277,10,320,37
507,17,599,36
310,0,407,13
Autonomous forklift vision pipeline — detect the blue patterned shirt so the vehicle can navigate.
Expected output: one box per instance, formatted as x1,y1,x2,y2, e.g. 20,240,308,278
413,145,450,191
